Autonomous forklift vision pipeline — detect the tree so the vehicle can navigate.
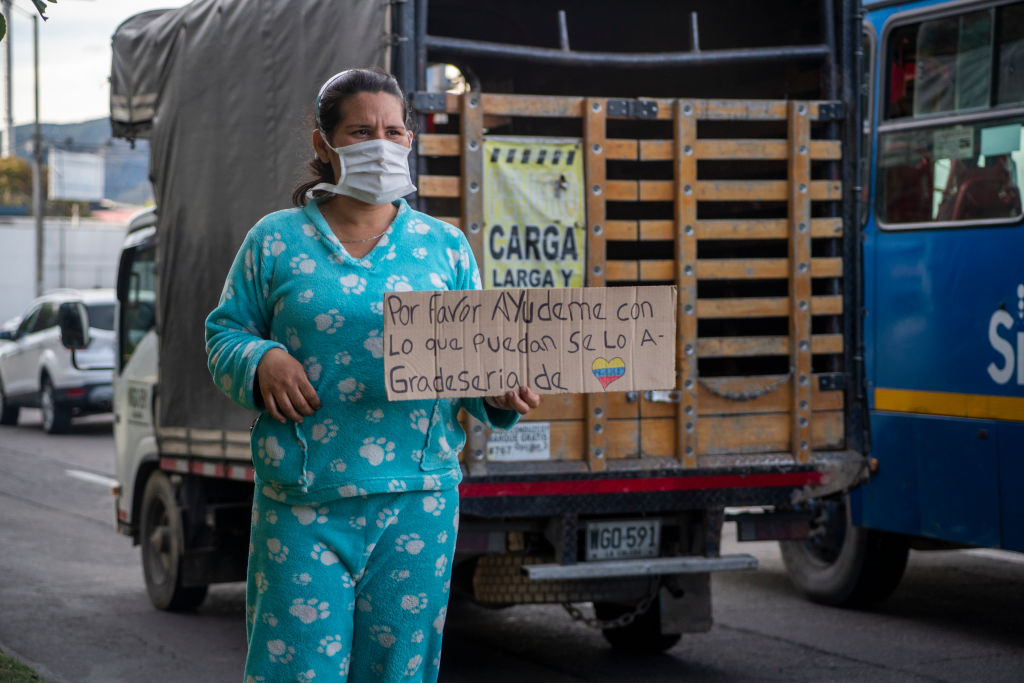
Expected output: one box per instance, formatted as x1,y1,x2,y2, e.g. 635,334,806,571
0,1,56,42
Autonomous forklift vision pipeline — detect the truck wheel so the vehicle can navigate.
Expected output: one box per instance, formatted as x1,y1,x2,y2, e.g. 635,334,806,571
0,378,19,425
594,596,682,654
779,496,908,607
140,471,208,611
40,377,71,434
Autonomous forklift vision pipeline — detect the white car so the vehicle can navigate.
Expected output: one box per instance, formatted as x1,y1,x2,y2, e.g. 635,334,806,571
0,289,116,433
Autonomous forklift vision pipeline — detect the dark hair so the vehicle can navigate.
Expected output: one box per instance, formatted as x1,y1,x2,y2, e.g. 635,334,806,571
292,67,410,206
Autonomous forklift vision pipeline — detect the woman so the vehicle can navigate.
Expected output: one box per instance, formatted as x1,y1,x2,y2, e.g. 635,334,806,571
206,68,539,682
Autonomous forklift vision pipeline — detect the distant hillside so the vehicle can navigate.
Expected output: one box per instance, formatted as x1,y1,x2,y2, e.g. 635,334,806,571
12,118,152,205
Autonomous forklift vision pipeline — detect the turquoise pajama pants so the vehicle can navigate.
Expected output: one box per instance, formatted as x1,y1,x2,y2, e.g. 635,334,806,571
243,486,459,682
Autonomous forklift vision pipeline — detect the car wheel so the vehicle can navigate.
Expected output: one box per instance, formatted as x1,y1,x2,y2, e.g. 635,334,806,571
40,377,72,434
0,377,19,425
140,471,208,611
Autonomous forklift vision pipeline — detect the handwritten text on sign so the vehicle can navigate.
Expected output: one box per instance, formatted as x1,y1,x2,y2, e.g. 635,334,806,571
383,286,677,400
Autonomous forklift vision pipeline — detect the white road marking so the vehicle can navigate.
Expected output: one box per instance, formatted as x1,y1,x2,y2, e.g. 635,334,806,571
65,469,119,489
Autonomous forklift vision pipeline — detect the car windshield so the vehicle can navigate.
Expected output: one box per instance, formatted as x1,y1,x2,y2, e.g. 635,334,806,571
86,303,115,331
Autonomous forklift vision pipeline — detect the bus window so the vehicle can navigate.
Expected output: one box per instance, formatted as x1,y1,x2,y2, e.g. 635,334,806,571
886,10,992,119
997,3,1024,104
878,3,1024,226
879,120,1024,224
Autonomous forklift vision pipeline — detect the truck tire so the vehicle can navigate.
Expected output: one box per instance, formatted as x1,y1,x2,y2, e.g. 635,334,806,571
40,377,71,434
0,377,19,425
140,471,208,611
779,496,908,607
594,596,682,654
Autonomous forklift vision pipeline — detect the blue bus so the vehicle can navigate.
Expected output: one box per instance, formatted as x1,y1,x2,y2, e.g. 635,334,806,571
781,0,1024,605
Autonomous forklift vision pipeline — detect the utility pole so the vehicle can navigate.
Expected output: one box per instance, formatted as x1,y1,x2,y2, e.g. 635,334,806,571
1,0,11,157
32,14,42,296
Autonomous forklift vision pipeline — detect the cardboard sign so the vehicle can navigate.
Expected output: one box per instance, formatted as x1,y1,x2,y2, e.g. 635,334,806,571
483,137,586,289
383,286,677,400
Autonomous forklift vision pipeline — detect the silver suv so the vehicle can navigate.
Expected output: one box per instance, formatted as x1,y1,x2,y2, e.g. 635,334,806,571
0,289,116,433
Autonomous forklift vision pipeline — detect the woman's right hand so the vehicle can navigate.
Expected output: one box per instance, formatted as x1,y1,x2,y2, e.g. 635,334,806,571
256,347,322,423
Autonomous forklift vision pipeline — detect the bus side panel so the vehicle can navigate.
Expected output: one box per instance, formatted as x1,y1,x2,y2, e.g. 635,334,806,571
855,412,1000,548
998,421,1024,552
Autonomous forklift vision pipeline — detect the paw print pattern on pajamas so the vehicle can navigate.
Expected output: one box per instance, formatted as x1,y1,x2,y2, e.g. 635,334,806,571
301,223,318,238
329,459,347,473
435,554,448,577
423,492,446,517
311,418,337,443
266,639,294,664
365,408,384,423
422,474,441,490
339,273,366,295
289,254,316,275
429,272,446,289
385,274,413,292
369,625,396,648
264,509,277,524
412,246,428,259
256,437,285,468
360,437,396,466
244,249,255,282
363,329,384,358
388,479,408,492
318,635,344,657
337,484,367,498
297,288,314,304
349,516,367,529
390,569,410,582
369,300,384,315
291,505,328,525
407,218,431,235
337,377,365,402
303,357,323,383
262,232,287,257
261,612,278,627
292,572,312,586
221,279,235,302
411,630,424,644
437,530,448,545
334,350,352,366
395,533,425,555
314,309,344,334
409,409,429,434
297,670,316,683
310,544,339,566
285,327,301,351
405,654,423,677
433,606,448,634
356,594,373,613
377,508,399,529
289,597,330,624
266,538,289,563
400,593,428,614
254,572,269,595
339,655,351,676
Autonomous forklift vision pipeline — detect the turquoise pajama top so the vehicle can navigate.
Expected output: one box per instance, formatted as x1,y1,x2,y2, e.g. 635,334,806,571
206,198,518,504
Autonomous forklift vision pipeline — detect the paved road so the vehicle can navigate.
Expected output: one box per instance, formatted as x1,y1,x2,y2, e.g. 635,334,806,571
1,412,1023,682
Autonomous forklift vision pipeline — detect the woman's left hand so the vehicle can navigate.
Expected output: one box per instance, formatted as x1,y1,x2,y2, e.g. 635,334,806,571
485,385,541,415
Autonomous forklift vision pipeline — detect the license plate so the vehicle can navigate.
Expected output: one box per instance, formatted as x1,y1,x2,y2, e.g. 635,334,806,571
585,519,661,561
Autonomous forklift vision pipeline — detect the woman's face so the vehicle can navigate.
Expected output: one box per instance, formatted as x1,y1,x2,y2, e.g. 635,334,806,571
315,91,411,177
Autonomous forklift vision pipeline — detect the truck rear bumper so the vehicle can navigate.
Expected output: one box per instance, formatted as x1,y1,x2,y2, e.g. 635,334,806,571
459,449,865,517
523,554,757,580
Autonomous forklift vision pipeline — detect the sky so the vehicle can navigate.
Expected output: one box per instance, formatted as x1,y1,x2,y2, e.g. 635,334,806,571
4,0,191,126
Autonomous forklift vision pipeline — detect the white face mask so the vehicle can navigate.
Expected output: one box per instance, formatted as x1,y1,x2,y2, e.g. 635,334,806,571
310,136,416,205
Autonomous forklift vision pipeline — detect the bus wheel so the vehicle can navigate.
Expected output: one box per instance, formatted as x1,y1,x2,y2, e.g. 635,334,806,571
594,596,682,654
140,472,208,611
779,496,908,607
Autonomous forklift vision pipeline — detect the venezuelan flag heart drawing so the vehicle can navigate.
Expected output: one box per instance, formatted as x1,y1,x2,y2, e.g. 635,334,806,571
592,357,626,389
